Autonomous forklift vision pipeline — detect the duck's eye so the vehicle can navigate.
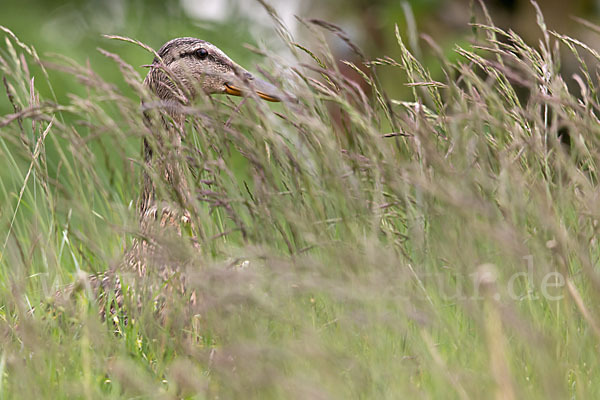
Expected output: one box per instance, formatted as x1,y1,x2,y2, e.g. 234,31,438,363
195,48,208,60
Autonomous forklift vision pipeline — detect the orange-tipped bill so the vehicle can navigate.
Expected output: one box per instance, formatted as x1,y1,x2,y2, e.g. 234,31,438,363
225,77,281,102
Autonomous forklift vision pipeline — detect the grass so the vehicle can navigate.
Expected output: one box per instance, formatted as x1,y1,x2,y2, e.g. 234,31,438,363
1,3,600,398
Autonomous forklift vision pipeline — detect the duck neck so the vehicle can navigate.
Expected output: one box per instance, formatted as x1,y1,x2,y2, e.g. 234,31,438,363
138,109,190,222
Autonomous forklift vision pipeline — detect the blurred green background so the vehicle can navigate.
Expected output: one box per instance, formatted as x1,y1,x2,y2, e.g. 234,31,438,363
2,0,599,217
3,0,599,226
3,0,600,118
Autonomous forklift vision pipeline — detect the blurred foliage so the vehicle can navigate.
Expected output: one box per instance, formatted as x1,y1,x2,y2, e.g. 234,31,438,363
2,0,600,115
1,0,273,115
2,1,600,398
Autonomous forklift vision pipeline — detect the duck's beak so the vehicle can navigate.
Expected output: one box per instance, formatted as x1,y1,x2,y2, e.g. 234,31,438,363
224,74,281,102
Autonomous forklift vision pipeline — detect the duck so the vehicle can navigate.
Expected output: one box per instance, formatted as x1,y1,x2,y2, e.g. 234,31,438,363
57,37,282,316
133,37,280,275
